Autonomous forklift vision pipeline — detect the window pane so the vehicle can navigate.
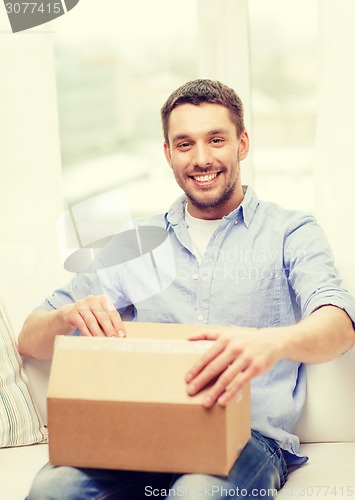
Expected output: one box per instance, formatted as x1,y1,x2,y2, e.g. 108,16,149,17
248,0,318,211
54,0,197,216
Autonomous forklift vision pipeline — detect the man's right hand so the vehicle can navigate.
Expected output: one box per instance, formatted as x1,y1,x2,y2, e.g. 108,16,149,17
19,294,126,360
59,294,126,338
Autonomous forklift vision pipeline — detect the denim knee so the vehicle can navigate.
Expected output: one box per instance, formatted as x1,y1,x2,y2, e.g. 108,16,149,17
27,463,95,500
167,474,235,499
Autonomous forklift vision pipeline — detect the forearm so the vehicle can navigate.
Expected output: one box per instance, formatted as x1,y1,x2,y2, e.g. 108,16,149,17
18,307,73,360
18,295,126,360
273,305,355,364
187,305,355,407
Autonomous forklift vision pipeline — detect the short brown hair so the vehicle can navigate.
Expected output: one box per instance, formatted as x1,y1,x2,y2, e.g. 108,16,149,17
161,79,245,145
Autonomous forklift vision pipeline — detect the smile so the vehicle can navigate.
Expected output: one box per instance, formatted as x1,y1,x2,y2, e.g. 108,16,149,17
190,172,220,185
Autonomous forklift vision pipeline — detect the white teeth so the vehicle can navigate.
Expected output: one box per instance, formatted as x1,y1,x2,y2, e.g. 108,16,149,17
194,173,218,182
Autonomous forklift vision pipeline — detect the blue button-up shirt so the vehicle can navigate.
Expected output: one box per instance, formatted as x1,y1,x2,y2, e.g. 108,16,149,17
42,186,355,465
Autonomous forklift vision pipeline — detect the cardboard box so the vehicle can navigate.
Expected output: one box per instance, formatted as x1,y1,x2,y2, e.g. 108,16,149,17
47,323,251,475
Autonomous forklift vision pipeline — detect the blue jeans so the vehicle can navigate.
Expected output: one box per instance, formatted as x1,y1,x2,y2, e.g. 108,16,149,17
27,431,288,499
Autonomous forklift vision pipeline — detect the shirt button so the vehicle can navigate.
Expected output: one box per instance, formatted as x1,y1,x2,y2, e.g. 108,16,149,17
192,274,199,280
197,314,204,321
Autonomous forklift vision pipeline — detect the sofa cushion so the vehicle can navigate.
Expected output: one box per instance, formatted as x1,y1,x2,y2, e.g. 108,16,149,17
0,443,49,499
1,443,354,499
277,443,355,498
0,304,47,447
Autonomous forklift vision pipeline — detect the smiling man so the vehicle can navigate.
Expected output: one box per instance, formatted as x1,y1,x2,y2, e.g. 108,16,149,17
163,102,249,219
20,80,355,499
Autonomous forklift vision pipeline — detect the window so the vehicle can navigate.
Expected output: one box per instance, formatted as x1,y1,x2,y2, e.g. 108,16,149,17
54,0,319,215
54,0,198,216
249,0,318,211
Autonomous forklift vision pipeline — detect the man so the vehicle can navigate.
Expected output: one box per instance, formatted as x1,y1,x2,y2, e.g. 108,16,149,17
20,79,355,499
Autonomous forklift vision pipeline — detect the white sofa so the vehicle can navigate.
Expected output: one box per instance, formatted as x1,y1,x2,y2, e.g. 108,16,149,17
1,342,355,500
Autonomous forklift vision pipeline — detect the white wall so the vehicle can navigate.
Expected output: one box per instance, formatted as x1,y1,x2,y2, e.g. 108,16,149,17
314,0,355,282
0,34,69,334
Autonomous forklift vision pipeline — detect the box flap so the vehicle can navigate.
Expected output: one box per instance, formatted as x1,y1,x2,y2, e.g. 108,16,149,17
48,336,214,404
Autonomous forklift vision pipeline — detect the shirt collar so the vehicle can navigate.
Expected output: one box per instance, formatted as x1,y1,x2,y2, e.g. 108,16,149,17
165,185,259,228
165,194,187,227
239,185,259,228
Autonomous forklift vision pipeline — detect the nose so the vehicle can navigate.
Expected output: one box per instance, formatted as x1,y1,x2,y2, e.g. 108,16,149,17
192,143,212,168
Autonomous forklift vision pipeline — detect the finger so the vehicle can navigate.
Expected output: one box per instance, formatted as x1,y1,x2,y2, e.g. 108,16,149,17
73,314,93,337
188,331,220,342
79,308,106,337
100,296,125,337
217,365,258,406
66,302,102,337
186,346,235,394
201,358,248,408
93,311,118,337
83,297,115,337
101,294,116,311
185,338,227,383
108,310,126,337
92,304,119,337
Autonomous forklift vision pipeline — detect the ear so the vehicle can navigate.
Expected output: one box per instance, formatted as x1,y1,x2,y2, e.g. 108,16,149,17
238,131,249,161
164,142,173,168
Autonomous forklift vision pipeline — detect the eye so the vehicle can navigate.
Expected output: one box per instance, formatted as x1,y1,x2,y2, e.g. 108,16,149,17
210,138,225,146
177,142,192,150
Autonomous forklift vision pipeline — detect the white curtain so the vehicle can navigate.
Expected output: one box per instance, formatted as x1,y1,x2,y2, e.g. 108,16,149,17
314,0,355,280
0,34,68,332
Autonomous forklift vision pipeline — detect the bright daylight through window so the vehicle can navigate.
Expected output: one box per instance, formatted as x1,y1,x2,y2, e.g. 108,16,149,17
249,0,318,211
54,0,318,215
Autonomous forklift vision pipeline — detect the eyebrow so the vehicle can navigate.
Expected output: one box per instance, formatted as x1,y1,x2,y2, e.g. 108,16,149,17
171,128,230,145
207,128,230,136
171,134,191,144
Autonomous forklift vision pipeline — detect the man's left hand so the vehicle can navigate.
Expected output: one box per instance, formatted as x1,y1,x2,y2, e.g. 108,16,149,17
185,328,283,407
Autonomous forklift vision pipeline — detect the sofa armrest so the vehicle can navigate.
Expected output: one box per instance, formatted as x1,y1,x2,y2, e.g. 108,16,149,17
295,346,355,443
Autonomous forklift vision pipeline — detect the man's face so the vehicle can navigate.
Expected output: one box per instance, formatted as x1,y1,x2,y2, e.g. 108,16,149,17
164,103,249,219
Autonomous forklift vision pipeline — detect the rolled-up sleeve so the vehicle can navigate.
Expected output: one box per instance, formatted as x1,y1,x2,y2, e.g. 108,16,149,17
283,213,355,327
